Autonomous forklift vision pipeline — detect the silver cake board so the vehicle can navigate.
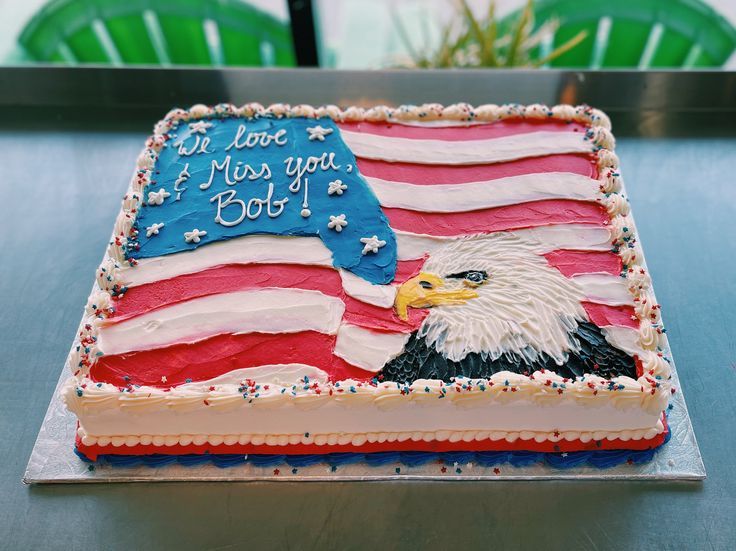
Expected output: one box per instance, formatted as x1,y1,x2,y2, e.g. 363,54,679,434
24,353,705,483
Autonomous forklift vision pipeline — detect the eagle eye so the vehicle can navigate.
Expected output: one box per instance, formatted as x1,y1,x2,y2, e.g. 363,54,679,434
465,271,487,284
446,270,488,286
419,280,434,289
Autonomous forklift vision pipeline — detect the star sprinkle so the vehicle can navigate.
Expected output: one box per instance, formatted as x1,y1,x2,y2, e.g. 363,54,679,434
327,179,348,196
327,214,348,232
145,222,164,238
306,125,333,141
184,228,207,244
147,188,171,206
188,121,212,134
161,376,167,383
360,235,386,255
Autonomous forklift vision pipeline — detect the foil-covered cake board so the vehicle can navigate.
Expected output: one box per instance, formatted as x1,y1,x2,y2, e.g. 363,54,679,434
24,139,705,483
24,354,704,483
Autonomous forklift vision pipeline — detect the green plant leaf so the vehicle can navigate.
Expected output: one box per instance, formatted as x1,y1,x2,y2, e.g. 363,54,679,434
505,0,534,67
389,0,587,70
531,29,588,67
483,1,499,67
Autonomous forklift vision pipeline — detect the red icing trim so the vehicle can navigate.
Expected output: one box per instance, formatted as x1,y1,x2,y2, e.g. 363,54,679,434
76,416,668,461
384,199,608,236
357,154,597,184
544,249,622,277
91,331,377,388
338,120,589,141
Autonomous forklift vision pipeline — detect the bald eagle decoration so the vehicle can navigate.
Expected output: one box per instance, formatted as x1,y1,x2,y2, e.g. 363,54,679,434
380,233,637,384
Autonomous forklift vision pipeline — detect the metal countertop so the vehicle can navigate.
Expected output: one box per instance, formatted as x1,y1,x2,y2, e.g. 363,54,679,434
0,69,734,550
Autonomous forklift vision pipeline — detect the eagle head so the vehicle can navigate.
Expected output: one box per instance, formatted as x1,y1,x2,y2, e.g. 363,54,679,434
394,232,588,365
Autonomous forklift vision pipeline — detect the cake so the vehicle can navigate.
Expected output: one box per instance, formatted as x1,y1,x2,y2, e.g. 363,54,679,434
62,102,672,467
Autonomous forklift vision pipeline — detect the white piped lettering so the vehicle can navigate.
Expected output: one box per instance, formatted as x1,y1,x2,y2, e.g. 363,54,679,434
225,124,288,151
284,153,340,192
199,155,271,191
210,185,288,226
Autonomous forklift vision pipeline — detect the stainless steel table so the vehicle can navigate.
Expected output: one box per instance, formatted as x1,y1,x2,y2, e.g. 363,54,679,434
1,69,734,549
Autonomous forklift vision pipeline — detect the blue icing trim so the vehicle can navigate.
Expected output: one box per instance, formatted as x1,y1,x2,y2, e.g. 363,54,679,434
544,451,593,469
247,454,287,467
285,454,326,467
474,451,512,466
363,452,401,466
399,451,439,466
441,451,476,465
507,451,544,467
79,439,668,470
326,452,366,466
132,116,397,284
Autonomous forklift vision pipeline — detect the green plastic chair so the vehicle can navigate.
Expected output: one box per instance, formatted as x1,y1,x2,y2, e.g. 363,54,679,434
18,0,296,66
506,0,736,68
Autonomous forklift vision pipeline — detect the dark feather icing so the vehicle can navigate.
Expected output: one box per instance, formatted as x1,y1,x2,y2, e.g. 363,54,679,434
379,321,637,384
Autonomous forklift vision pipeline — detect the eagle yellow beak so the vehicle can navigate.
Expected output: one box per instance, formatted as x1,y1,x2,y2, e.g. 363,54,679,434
394,272,479,321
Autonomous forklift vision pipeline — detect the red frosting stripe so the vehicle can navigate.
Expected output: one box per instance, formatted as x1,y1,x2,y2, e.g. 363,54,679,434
544,249,622,277
338,120,589,141
384,199,609,236
91,331,376,388
113,263,424,332
356,154,597,184
395,257,426,282
113,263,343,321
582,302,639,329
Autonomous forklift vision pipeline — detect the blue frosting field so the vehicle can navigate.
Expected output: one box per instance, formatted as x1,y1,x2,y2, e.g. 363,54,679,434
75,428,669,471
132,116,397,284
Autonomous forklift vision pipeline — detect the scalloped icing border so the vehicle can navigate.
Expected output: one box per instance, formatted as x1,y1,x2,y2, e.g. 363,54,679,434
75,417,666,450
62,102,672,444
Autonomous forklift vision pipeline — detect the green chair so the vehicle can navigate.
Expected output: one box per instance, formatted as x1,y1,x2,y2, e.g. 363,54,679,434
18,0,296,66
505,0,736,68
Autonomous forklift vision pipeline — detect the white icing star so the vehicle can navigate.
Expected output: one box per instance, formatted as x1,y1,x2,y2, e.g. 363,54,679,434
161,376,167,383
147,188,171,206
184,228,207,244
145,222,165,237
306,125,333,141
360,235,386,255
561,452,568,458
327,214,348,232
188,121,212,135
327,179,347,196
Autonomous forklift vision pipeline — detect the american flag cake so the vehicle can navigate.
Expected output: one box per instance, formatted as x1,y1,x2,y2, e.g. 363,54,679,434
62,102,671,465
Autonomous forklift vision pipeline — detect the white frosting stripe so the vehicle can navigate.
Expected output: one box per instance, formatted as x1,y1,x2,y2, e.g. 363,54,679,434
366,172,600,212
177,365,330,388
120,235,334,288
339,269,397,308
340,129,592,165
97,289,345,355
395,224,612,261
571,274,634,306
601,326,642,356
334,325,410,372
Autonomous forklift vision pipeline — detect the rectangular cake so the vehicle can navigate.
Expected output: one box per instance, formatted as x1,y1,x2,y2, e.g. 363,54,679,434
62,102,671,465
